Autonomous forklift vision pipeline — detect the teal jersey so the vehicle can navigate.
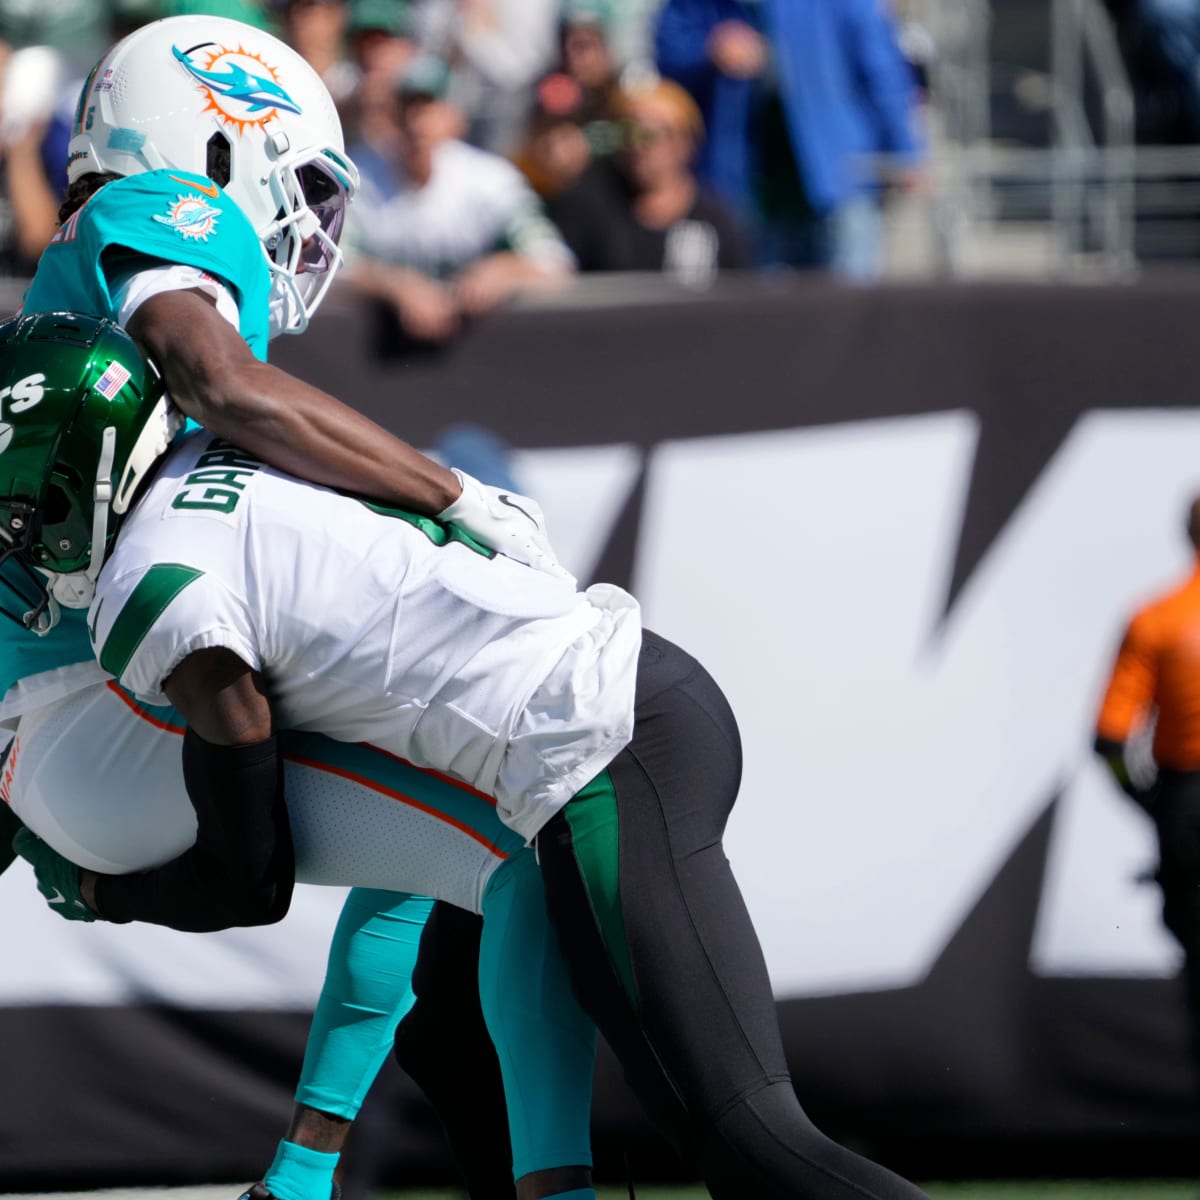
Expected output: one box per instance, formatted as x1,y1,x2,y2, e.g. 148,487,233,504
0,572,91,699
4,171,272,703
22,170,270,359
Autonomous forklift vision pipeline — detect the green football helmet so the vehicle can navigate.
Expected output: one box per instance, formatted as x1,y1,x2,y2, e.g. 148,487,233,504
0,311,183,635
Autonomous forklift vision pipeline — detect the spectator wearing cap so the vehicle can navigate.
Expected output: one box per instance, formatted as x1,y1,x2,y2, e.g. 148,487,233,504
513,73,593,201
345,55,574,344
549,77,746,285
512,0,632,202
341,0,419,146
347,0,416,85
655,0,924,280
560,0,623,134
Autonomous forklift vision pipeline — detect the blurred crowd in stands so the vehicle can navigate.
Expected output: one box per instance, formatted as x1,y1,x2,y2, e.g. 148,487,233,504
0,0,934,343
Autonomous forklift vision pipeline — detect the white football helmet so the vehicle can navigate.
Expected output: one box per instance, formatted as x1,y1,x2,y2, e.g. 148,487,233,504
66,15,359,336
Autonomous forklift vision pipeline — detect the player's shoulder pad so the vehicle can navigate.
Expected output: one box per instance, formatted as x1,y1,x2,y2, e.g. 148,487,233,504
89,169,226,208
78,169,259,251
90,556,258,703
91,561,201,672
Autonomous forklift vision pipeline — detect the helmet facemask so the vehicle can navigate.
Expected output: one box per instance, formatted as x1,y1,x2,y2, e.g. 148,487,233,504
0,500,59,636
263,146,356,337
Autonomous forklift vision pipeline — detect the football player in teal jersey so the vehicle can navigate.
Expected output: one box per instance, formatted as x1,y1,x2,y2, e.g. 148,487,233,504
8,11,571,733
4,13,576,1200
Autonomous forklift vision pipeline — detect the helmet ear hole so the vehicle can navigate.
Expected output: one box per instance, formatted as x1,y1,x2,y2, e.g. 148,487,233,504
43,483,73,526
206,132,232,187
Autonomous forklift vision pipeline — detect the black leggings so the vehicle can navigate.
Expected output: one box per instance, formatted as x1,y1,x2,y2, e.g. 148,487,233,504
534,630,929,1200
397,631,928,1199
1154,769,1200,1088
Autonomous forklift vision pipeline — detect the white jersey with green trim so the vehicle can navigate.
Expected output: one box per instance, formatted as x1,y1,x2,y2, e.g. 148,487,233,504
89,431,641,841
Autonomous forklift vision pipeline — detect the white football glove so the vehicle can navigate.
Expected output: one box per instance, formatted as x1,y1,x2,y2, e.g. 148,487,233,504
438,469,576,585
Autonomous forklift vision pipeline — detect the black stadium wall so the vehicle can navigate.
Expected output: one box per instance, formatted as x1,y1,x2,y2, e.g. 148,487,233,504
4,277,1200,1188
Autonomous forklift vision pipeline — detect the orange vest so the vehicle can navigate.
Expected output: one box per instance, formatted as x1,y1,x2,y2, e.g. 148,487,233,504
1097,562,1200,770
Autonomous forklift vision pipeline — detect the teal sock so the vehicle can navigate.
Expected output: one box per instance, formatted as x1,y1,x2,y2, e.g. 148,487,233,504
263,1139,338,1200
544,1191,595,1199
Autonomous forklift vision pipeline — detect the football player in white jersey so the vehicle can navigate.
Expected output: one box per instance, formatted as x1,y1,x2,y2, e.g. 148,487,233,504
4,13,571,1200
3,325,933,1200
0,315,596,1200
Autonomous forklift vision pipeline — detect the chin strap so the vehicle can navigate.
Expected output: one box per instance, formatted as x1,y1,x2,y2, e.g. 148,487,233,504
86,425,116,592
266,265,309,337
41,424,117,627
26,591,60,637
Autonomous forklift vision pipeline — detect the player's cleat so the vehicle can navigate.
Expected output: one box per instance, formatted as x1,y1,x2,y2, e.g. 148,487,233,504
237,1182,341,1200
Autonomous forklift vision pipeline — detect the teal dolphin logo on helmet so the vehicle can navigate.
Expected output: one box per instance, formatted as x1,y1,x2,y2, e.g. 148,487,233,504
172,42,303,128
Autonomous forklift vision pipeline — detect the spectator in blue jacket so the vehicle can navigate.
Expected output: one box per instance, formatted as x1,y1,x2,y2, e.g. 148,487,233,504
1133,0,1200,137
655,0,924,279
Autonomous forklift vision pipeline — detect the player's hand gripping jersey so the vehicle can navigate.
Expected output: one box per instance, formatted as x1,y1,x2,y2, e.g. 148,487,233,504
90,432,642,840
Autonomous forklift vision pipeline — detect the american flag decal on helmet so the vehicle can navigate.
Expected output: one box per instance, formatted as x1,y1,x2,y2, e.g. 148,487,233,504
94,362,131,399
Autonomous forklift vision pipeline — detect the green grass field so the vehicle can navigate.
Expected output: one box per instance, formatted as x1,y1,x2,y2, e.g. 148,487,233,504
384,1186,1198,1200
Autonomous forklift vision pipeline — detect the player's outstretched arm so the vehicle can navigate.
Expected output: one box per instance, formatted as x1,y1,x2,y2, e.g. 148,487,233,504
127,289,461,514
77,648,295,931
129,289,574,580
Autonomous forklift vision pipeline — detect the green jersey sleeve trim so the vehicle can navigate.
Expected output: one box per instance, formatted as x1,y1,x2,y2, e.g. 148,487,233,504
356,500,496,559
99,563,205,680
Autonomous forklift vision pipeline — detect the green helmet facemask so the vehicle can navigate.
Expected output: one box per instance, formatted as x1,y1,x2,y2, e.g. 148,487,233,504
0,311,184,635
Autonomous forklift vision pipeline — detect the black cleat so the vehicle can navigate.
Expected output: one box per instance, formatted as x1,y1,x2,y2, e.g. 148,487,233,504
236,1185,274,1200
237,1182,340,1200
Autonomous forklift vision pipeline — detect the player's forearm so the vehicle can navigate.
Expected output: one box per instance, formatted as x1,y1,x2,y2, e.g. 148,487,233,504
91,731,294,930
89,845,290,930
185,360,461,513
128,289,461,513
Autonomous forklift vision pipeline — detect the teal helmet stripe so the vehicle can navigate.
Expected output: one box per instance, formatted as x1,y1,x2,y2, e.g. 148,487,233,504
72,49,115,136
72,60,101,136
320,149,355,189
